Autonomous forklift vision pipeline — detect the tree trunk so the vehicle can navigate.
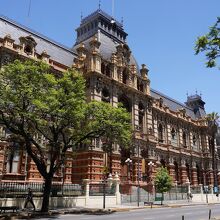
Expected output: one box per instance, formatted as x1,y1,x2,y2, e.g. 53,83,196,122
41,176,52,212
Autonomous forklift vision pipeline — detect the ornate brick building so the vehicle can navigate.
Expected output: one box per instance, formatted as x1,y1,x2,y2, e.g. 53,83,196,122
0,9,219,187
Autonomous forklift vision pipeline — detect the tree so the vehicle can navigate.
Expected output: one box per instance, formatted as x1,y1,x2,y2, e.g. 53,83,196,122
206,112,219,186
154,167,172,205
195,17,220,69
0,60,132,212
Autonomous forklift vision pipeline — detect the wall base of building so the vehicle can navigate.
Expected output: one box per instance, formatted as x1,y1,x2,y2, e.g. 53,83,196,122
0,195,119,210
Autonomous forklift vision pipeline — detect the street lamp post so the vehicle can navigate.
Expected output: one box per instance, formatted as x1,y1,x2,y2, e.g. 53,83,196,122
125,158,132,181
61,163,65,196
148,161,155,182
148,161,155,195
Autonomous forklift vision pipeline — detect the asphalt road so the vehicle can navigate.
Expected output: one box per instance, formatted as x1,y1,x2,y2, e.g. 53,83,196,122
38,204,220,220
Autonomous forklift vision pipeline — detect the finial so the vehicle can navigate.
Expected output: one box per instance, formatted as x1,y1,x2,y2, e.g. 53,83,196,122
98,0,101,10
195,89,198,94
80,11,83,22
186,91,189,97
200,91,202,98
121,17,124,26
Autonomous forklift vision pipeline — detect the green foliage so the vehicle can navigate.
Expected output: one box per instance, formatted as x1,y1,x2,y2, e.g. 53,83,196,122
85,101,132,148
195,17,220,69
155,167,172,194
0,59,132,211
206,112,219,135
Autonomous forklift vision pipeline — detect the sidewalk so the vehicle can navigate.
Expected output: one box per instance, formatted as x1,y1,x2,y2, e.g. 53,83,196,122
0,200,220,219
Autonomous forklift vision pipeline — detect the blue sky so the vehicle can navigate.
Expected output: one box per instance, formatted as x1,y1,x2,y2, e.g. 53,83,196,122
1,0,220,114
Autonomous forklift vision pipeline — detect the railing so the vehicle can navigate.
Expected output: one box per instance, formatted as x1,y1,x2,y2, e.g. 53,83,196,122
0,182,85,198
89,183,116,196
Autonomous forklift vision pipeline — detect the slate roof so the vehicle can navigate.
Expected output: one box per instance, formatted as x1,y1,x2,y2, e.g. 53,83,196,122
0,14,206,120
150,89,204,120
0,15,76,67
74,31,139,71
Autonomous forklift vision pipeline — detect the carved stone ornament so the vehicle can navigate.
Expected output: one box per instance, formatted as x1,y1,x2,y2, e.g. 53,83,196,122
181,158,186,166
169,157,174,165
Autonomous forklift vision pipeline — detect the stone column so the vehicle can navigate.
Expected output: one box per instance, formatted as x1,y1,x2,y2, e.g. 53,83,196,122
167,124,171,145
146,99,153,138
179,128,183,147
133,99,139,130
168,158,175,182
191,161,198,186
114,173,121,205
83,179,90,206
180,159,187,184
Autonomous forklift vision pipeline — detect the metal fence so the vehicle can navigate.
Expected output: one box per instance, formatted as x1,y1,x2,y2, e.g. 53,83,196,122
0,182,84,198
121,185,188,204
89,183,116,196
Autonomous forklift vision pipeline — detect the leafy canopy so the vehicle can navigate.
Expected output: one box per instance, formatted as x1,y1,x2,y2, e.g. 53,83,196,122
0,59,132,179
195,17,220,69
155,167,172,193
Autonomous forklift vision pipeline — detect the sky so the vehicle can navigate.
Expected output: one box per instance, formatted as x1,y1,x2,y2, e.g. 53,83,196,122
0,0,220,115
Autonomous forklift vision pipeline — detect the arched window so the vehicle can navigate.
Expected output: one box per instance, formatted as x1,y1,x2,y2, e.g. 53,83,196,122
186,163,191,182
182,131,187,147
105,64,111,77
138,102,144,131
101,62,106,74
6,143,20,173
192,135,197,150
174,161,179,183
101,62,111,77
122,69,128,84
160,159,166,168
118,95,131,112
196,164,201,184
101,87,110,103
171,128,176,140
158,124,163,143
171,128,178,146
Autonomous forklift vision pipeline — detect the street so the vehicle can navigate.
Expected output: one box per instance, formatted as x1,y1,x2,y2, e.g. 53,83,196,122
38,204,220,220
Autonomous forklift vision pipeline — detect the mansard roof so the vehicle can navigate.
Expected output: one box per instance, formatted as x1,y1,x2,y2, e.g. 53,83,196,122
0,14,206,120
73,31,139,71
150,89,206,120
0,15,76,67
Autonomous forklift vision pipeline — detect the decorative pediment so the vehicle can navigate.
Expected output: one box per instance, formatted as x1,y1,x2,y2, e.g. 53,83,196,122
19,35,37,55
116,43,131,66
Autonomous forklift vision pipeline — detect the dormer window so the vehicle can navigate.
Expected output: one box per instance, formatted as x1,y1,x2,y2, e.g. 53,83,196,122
24,44,32,55
101,62,111,77
19,36,37,56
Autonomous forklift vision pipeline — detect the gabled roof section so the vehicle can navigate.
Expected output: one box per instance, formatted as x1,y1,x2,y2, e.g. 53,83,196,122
150,89,206,120
0,15,76,67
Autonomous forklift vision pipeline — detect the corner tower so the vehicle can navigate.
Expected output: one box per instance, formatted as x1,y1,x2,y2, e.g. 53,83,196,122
73,9,150,96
